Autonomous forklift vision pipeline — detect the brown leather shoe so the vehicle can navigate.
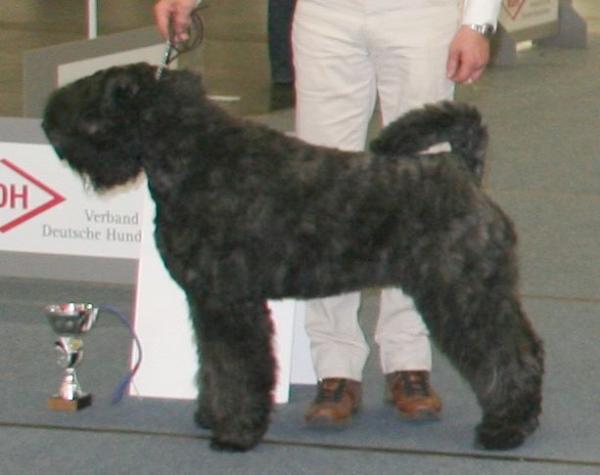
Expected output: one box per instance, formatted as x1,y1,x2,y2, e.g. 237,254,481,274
305,378,362,427
385,371,442,420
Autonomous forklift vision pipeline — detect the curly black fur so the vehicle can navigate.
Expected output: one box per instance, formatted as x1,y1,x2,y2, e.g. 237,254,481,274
42,63,544,452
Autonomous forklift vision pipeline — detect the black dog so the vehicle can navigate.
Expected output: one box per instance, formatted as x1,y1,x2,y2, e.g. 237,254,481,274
42,63,544,452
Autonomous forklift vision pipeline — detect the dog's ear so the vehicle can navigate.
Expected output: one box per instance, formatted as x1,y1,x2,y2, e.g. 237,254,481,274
101,72,142,113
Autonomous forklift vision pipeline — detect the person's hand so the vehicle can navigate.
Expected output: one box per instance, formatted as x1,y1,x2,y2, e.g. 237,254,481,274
154,0,197,43
446,25,491,84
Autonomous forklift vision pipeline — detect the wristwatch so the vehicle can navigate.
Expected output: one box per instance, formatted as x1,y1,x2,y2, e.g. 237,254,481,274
466,23,495,38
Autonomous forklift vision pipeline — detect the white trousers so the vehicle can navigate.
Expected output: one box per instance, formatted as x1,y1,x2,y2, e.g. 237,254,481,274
292,0,460,381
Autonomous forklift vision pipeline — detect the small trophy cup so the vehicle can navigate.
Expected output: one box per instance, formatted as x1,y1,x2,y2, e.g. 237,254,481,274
45,303,98,411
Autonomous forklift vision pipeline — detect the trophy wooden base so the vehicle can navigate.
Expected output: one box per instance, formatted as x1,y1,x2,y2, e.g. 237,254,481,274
48,394,92,411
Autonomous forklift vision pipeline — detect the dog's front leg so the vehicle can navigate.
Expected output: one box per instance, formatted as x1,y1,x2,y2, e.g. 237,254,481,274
192,299,277,451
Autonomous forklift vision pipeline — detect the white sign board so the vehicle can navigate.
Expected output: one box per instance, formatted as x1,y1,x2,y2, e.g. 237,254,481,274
499,0,559,34
0,142,143,258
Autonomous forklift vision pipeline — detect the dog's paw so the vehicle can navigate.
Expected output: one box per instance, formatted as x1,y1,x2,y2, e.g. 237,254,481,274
207,416,269,452
209,431,262,452
475,417,538,450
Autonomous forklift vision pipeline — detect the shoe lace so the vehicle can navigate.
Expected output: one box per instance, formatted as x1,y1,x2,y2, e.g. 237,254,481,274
315,378,347,403
399,372,431,397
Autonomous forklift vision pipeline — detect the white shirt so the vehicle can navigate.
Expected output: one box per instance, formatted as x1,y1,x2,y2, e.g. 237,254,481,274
462,0,502,27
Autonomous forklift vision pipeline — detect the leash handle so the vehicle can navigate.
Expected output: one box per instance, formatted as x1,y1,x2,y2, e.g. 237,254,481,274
155,6,205,80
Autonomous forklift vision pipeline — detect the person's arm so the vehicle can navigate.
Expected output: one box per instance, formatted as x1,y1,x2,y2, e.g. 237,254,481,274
446,0,502,84
154,0,200,42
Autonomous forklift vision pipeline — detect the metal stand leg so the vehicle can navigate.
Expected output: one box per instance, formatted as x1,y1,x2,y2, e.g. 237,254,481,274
535,0,587,49
87,0,98,39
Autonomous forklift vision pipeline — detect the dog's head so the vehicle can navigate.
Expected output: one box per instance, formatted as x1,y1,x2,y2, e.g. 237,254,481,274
42,63,157,191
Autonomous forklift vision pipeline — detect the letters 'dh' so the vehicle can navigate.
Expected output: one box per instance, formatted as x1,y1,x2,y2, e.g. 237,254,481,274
0,158,65,233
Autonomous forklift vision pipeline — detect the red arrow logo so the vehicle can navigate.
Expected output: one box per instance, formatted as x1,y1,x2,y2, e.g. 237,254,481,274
0,158,66,233
502,0,526,20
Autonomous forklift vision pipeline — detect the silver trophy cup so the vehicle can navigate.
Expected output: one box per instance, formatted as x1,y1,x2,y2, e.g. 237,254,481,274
45,303,98,411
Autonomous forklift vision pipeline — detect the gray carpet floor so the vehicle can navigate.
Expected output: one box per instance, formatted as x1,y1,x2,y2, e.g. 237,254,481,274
1,277,598,474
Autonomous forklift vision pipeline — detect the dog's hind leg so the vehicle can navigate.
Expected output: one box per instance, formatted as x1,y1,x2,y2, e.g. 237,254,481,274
414,267,544,450
469,299,544,450
190,298,277,451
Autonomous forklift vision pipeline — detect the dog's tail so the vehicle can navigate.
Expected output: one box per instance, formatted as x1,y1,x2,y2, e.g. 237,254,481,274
369,101,488,180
